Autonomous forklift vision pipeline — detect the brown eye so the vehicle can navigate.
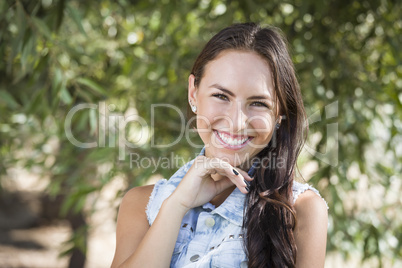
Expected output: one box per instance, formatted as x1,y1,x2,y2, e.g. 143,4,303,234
213,93,229,101
251,101,270,108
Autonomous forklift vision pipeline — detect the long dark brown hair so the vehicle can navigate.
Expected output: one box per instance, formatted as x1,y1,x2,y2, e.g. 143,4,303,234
188,23,307,267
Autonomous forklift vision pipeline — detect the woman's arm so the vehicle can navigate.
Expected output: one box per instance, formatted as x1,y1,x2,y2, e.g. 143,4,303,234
110,185,153,267
110,185,189,268
294,190,328,268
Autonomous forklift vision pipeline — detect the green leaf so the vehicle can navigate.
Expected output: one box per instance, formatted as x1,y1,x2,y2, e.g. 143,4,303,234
76,89,93,103
76,77,107,96
55,0,66,31
31,16,52,39
60,194,75,217
52,68,63,95
20,33,35,72
0,90,20,109
60,87,73,105
26,89,44,114
66,4,87,36
11,1,27,60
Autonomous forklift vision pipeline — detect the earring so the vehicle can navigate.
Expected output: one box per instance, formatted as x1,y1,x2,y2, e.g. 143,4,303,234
189,100,197,113
275,123,280,130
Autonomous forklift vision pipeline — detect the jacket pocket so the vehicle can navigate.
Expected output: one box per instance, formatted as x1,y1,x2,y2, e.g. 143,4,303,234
210,236,247,268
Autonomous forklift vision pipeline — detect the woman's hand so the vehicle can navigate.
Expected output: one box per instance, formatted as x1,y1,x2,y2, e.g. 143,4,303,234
169,155,253,211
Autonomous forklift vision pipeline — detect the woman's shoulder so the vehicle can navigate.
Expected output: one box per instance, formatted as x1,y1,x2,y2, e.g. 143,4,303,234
292,181,328,209
124,184,155,199
121,184,156,210
293,188,328,216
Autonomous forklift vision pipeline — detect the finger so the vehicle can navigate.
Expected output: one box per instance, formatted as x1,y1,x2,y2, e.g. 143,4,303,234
237,169,253,181
236,169,253,192
208,158,247,186
206,158,249,194
193,156,217,176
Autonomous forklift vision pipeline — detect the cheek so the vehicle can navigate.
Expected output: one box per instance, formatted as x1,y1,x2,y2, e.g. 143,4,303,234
195,114,215,133
248,115,275,137
196,105,225,129
196,114,216,146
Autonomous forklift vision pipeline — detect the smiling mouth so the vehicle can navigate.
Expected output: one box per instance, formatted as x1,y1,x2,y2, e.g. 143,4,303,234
214,130,254,149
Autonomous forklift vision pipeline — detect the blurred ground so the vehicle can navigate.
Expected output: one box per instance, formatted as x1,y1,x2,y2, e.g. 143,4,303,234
0,167,120,268
0,219,116,268
0,224,70,268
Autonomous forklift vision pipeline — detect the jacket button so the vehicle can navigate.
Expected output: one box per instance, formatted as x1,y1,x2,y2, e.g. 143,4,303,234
240,260,248,268
190,254,200,262
205,217,215,227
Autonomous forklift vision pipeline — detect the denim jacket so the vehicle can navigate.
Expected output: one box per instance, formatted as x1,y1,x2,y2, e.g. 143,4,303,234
146,147,328,267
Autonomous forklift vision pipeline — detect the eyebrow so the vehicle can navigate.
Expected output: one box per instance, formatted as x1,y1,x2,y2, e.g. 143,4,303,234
209,83,273,101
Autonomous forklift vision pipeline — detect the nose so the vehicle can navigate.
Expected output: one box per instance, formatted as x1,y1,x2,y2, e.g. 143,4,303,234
231,100,248,133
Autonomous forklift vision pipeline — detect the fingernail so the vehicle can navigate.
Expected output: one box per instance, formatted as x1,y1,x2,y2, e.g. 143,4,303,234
245,186,250,192
244,179,250,187
232,169,239,175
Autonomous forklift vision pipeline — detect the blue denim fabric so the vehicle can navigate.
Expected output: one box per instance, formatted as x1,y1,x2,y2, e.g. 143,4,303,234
146,147,327,267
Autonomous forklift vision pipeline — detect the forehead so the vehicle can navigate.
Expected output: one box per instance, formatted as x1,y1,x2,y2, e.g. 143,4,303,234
200,50,274,96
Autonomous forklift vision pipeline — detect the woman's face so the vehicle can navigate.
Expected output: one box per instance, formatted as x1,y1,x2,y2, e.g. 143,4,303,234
188,50,279,167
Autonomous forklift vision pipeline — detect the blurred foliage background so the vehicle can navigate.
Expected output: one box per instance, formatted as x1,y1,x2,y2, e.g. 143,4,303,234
0,0,401,267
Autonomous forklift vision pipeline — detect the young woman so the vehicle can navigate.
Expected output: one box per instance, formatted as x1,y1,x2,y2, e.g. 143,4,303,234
111,23,328,268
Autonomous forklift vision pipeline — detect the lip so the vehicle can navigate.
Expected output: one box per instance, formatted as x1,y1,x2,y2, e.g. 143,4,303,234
214,130,254,150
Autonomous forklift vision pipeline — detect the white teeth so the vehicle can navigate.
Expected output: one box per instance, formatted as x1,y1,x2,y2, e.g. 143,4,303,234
217,131,249,146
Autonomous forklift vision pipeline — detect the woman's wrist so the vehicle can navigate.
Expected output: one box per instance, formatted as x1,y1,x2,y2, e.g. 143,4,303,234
163,194,191,217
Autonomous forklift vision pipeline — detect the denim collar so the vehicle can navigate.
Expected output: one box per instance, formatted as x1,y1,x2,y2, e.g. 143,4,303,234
198,146,258,226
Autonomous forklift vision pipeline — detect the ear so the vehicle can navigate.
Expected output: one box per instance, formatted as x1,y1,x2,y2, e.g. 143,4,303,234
276,115,286,126
278,115,283,124
188,74,197,106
